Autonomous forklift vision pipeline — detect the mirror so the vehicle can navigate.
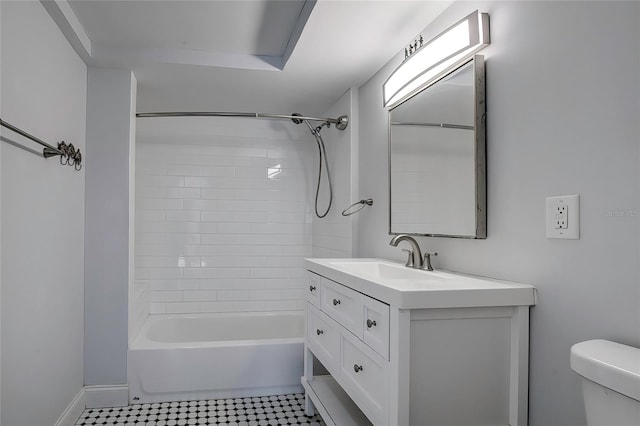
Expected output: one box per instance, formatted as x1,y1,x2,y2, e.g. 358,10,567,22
389,55,486,238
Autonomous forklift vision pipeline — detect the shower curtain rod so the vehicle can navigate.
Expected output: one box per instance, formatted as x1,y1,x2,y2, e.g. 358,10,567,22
0,118,65,157
0,117,84,170
136,112,349,130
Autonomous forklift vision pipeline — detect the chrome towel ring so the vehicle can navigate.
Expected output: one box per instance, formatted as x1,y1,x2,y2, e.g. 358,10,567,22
341,199,373,216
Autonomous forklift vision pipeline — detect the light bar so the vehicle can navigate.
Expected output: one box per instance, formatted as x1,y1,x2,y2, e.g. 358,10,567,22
383,10,490,109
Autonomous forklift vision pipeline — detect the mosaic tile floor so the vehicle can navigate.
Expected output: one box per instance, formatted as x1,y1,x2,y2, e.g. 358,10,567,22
75,393,325,426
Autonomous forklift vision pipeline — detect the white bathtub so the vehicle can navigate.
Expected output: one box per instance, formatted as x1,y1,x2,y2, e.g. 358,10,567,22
128,311,304,403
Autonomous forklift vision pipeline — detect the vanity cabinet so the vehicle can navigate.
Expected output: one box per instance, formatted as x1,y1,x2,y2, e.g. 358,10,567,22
301,259,536,426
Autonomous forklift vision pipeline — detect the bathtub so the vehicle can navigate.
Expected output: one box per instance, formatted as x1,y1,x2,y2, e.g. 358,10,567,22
128,311,304,403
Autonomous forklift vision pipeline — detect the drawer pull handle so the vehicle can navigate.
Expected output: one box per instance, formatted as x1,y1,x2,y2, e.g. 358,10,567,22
309,285,316,292
366,319,377,328
353,364,363,373
333,298,341,306
316,329,324,336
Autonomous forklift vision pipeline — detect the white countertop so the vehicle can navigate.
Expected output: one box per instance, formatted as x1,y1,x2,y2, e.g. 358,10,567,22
305,258,537,309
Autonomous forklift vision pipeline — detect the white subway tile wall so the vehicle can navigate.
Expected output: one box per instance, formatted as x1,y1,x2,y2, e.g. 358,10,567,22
311,96,355,258
135,117,315,314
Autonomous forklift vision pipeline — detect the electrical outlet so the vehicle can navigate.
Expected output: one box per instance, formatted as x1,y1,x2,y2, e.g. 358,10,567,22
546,195,579,239
555,205,568,229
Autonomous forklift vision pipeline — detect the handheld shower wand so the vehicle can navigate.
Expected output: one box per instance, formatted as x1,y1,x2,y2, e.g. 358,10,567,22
292,113,334,218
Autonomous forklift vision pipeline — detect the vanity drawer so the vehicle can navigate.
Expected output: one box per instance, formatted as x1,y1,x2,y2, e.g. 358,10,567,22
321,278,363,338
306,271,321,308
340,333,389,426
363,297,390,359
306,303,341,375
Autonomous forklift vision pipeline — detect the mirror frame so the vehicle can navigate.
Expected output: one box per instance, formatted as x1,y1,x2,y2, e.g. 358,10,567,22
388,55,486,239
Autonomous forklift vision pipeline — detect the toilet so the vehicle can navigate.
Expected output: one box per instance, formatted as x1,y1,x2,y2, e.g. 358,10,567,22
570,339,640,425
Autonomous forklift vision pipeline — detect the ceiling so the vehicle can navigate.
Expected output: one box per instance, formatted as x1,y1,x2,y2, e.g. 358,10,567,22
58,0,453,116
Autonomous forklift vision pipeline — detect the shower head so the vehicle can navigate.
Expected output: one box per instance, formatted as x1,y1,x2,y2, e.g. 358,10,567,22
291,112,319,135
289,113,348,131
290,113,304,125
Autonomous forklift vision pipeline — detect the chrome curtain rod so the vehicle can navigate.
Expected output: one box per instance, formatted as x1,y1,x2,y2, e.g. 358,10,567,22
136,112,349,130
0,117,83,170
1,118,64,156
391,121,473,130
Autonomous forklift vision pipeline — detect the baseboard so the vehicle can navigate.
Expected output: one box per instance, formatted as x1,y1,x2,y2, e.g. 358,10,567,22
85,384,129,408
55,388,86,426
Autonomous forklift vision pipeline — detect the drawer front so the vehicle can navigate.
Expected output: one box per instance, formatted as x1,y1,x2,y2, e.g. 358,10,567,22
362,296,390,359
321,278,363,338
306,271,321,308
340,334,389,425
306,303,341,375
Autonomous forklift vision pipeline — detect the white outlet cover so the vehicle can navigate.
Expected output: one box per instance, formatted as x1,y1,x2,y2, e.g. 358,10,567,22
546,194,580,239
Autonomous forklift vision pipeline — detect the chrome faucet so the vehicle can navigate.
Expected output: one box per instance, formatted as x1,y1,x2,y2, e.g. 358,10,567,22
389,234,438,271
389,235,423,269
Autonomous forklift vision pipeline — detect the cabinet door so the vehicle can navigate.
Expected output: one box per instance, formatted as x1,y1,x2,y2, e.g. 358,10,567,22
363,296,390,359
306,303,341,375
306,271,321,308
321,278,363,338
340,333,389,426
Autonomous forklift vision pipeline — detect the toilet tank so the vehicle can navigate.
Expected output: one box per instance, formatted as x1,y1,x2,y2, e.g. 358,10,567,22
570,339,640,426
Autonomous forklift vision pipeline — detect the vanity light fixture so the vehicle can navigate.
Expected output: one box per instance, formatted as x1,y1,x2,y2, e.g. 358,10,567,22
383,10,490,109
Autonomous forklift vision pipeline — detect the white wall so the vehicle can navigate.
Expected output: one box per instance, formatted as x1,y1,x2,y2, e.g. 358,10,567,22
0,2,4,421
357,2,640,425
311,88,358,258
84,69,136,391
128,73,144,345
135,117,315,315
0,2,86,424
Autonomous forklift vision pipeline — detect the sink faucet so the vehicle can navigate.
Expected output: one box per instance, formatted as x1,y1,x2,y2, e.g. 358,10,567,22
389,235,424,269
389,234,438,271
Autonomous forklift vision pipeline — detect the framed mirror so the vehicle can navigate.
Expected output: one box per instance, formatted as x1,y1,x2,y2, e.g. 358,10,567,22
389,55,486,238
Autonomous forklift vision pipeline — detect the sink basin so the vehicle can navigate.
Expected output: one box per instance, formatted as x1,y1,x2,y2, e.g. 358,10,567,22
305,258,537,309
327,260,451,282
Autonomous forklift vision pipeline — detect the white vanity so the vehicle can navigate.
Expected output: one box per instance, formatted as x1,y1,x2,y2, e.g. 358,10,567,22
302,258,536,426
